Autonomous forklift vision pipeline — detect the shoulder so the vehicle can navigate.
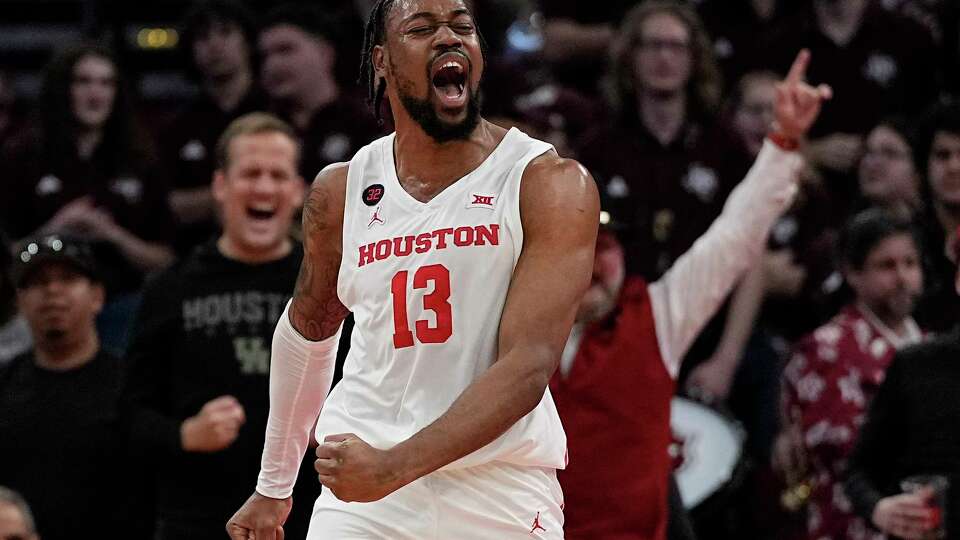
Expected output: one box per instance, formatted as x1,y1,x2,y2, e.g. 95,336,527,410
521,152,598,207
303,162,350,238
519,152,599,235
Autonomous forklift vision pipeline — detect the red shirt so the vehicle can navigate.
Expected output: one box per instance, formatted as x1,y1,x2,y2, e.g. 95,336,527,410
552,279,675,540
783,304,921,540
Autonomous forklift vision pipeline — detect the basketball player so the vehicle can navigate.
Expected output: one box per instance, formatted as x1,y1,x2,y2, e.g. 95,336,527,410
227,0,599,538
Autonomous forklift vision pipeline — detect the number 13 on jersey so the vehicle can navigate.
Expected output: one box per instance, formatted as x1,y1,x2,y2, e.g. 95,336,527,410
391,264,453,348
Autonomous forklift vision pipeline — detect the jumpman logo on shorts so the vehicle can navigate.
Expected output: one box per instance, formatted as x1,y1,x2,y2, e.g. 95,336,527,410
529,511,547,534
367,206,385,228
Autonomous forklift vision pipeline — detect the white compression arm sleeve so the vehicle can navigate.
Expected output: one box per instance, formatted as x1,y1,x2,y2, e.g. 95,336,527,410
256,300,342,499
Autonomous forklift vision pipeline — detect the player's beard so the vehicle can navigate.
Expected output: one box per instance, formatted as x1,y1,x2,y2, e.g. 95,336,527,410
398,84,481,144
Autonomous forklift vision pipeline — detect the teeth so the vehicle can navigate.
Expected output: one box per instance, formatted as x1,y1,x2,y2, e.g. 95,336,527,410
440,61,463,73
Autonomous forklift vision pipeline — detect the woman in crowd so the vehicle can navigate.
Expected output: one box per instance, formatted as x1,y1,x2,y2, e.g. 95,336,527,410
0,43,175,353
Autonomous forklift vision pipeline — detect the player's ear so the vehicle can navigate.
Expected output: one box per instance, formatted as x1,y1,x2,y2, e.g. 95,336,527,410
373,45,387,81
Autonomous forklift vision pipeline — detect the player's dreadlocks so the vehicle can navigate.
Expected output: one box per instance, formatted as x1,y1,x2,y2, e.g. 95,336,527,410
360,0,396,125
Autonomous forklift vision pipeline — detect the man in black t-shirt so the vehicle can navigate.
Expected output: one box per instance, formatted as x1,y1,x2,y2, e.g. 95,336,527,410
126,113,323,540
0,235,149,540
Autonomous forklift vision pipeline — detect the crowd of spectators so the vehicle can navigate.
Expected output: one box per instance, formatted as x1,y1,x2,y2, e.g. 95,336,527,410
1,0,960,539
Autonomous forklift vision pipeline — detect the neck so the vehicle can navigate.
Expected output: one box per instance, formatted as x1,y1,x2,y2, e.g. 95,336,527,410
282,78,339,131
204,65,253,112
217,235,292,264
75,128,103,160
34,328,99,371
816,0,867,46
880,313,911,337
391,114,503,201
638,91,686,146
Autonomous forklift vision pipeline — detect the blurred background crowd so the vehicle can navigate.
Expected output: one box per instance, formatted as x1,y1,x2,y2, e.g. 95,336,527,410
1,0,960,539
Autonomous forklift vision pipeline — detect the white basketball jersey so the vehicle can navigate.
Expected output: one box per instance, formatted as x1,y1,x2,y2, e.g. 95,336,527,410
316,127,567,470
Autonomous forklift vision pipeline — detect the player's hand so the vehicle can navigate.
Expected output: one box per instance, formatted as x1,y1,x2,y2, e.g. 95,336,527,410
772,49,832,141
315,433,403,502
872,493,937,539
180,395,246,452
226,491,292,540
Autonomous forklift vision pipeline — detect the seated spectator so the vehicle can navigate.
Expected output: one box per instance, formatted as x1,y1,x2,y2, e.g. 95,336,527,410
578,0,750,280
759,0,939,179
844,226,960,540
125,113,321,540
0,487,38,540
164,0,267,255
857,118,923,219
555,53,826,539
913,102,960,332
0,44,175,353
0,235,148,540
0,231,31,366
259,4,381,180
781,209,925,540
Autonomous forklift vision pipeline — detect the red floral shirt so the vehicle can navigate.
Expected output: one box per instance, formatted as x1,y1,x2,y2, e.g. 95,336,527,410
783,304,922,540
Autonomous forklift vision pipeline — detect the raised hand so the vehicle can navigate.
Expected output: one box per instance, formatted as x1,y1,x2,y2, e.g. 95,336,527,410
314,433,403,502
773,49,832,141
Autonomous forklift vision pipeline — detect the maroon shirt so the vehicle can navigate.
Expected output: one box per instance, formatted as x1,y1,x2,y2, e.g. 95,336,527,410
281,96,382,181
163,88,268,191
759,2,939,138
0,134,174,292
697,0,800,90
552,278,675,540
162,87,268,253
783,304,921,540
577,116,751,281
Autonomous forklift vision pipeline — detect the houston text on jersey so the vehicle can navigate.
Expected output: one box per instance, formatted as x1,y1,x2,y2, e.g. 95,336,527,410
358,224,500,267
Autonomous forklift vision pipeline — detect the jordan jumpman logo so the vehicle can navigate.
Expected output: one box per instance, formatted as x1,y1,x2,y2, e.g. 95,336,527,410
529,511,547,534
367,205,385,228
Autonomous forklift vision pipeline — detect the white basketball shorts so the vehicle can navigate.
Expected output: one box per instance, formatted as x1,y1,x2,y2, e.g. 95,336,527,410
306,461,564,539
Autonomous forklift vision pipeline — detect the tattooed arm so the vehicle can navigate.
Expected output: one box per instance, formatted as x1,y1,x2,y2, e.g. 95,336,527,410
227,164,349,540
289,164,351,340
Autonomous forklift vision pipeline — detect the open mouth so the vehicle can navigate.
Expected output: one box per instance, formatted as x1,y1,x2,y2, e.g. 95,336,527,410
430,54,468,109
246,205,276,221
